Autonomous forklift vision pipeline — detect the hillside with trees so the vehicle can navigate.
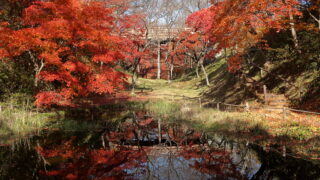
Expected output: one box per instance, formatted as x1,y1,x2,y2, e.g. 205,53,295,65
0,1,320,178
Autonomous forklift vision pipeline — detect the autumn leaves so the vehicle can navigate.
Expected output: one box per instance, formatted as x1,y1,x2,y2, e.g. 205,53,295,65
1,0,127,107
0,0,310,107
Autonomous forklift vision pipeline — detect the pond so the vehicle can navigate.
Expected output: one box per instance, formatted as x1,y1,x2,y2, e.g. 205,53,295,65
0,109,320,180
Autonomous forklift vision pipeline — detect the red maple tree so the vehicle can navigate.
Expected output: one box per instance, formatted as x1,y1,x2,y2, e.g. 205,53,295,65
0,0,129,107
187,0,302,71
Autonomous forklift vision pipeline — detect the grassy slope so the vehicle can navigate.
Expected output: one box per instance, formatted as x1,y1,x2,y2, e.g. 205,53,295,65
131,57,320,159
193,55,320,111
134,77,204,99
134,53,319,113
141,99,320,160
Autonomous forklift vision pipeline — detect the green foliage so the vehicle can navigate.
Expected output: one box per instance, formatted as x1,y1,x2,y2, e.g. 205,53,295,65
51,119,101,132
145,100,181,116
199,27,320,110
0,59,36,100
0,106,55,138
1,93,34,108
128,97,318,141
282,121,315,140
0,93,56,139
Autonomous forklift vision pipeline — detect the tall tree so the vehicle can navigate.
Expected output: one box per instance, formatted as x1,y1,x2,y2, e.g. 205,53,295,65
197,0,303,70
176,30,213,86
0,0,128,107
305,0,320,30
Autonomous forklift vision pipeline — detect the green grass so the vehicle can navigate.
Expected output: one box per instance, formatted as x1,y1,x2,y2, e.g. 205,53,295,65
134,76,204,99
145,100,181,117
128,98,320,159
132,55,251,103
0,106,56,138
145,100,268,135
50,119,100,132
132,98,319,141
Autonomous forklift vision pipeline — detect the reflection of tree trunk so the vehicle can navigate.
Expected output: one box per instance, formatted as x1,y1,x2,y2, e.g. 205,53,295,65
157,40,161,79
158,118,161,144
200,59,210,86
101,134,106,148
100,62,103,70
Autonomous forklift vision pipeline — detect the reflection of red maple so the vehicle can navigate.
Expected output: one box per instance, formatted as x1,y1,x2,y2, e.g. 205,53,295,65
36,139,149,180
180,146,244,179
138,118,153,126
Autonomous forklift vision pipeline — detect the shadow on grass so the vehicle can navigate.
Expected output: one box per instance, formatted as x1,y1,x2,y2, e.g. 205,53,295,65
202,66,250,104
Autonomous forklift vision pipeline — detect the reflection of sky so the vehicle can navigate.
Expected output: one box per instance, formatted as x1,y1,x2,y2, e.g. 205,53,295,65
123,141,263,180
125,154,211,180
231,150,261,179
208,135,262,179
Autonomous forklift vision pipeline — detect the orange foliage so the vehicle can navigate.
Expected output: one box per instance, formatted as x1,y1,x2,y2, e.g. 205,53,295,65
0,0,131,107
36,139,148,179
187,0,302,71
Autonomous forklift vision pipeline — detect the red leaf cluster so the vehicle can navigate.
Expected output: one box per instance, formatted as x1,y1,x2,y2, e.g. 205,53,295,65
0,0,134,107
36,139,148,179
186,0,302,71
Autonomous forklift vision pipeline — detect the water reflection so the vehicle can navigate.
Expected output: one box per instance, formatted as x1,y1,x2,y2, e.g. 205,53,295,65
0,111,320,180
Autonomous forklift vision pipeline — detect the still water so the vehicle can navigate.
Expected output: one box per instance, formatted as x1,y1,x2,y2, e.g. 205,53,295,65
0,111,320,180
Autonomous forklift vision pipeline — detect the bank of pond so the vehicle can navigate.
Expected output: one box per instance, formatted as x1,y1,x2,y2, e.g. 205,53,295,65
0,104,320,180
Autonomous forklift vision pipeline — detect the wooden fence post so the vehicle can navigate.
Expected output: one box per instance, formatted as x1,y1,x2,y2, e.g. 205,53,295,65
245,102,250,112
282,107,287,120
282,145,286,157
217,103,220,111
263,85,268,104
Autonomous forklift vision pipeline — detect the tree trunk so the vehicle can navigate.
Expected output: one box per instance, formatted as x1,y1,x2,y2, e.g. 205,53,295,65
131,57,141,94
308,8,320,30
200,60,210,86
288,9,299,48
195,61,200,78
136,64,140,80
170,64,174,82
224,48,227,60
131,70,136,94
157,40,161,79
28,51,44,87
167,63,174,83
316,8,320,30
166,63,171,83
